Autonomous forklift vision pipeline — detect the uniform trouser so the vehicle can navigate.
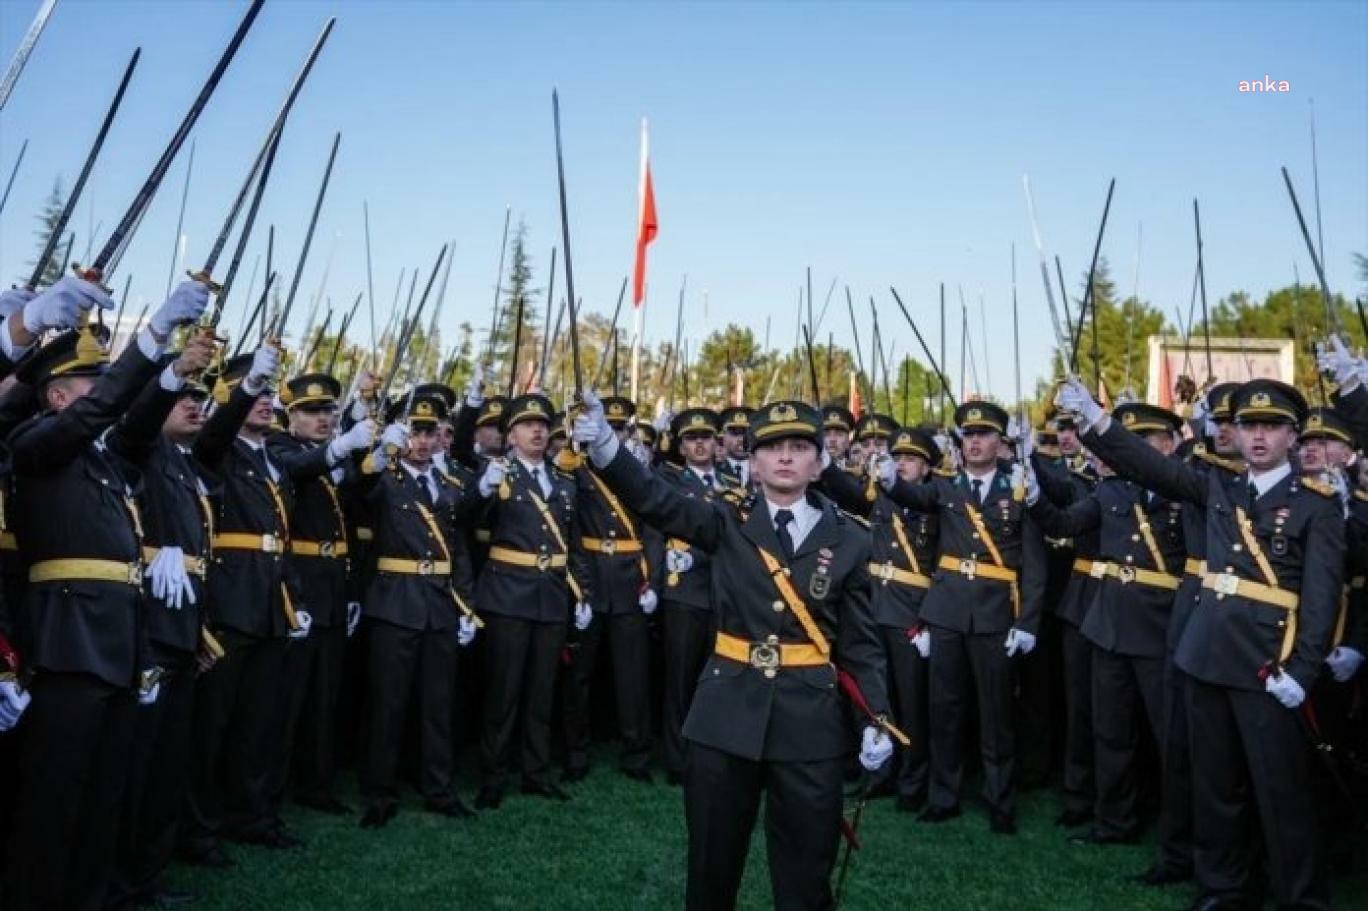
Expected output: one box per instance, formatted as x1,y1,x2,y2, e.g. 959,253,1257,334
1187,678,1329,910
480,614,565,789
1059,620,1096,815
3,672,136,911
662,601,714,775
184,631,288,849
563,609,652,773
1091,647,1164,837
878,625,929,801
684,742,844,911
112,656,196,905
272,622,347,806
1154,657,1195,874
1313,674,1364,869
928,625,1015,815
1015,610,1059,787
361,618,457,806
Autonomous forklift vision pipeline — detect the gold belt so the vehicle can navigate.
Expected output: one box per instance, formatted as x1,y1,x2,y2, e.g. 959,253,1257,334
1184,558,1206,577
580,536,643,555
1088,560,1180,591
290,540,349,558
714,631,828,678
354,527,374,542
30,558,143,586
1201,571,1299,610
0,531,16,551
489,545,567,571
868,561,931,589
376,557,451,576
938,553,1018,584
474,529,492,544
213,532,284,554
141,547,208,579
1072,558,1095,576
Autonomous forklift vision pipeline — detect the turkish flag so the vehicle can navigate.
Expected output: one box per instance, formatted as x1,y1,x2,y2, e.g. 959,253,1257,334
632,119,657,308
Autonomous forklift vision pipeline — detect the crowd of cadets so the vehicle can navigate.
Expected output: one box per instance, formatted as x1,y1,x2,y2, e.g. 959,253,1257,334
0,275,1364,911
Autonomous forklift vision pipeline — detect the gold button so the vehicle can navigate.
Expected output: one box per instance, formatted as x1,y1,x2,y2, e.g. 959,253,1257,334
1233,544,1243,552
1131,534,1140,542
772,600,785,612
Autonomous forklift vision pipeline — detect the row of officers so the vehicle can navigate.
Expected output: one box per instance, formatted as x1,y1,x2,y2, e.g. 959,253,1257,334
0,275,1365,910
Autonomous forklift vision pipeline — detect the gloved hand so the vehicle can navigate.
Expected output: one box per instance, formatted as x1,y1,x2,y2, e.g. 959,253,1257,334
1004,628,1037,657
1317,336,1361,391
858,725,894,771
242,344,281,396
910,626,930,659
574,602,593,631
665,548,694,574
380,422,409,453
653,407,673,434
138,669,162,706
572,391,616,462
147,546,196,610
0,286,36,319
1191,392,1210,427
464,362,484,407
873,453,896,490
289,610,313,640
628,439,652,466
1326,646,1365,683
1055,377,1105,433
22,275,113,334
1324,468,1351,516
348,395,371,424
329,418,376,463
457,615,478,647
478,457,507,498
1264,669,1306,708
148,280,210,340
639,588,659,615
1023,463,1041,506
0,679,31,732
346,602,361,638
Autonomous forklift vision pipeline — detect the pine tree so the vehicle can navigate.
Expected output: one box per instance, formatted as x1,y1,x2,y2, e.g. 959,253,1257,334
489,220,541,396
28,176,67,286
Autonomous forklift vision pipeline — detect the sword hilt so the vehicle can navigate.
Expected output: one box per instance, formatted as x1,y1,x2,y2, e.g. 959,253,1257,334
186,268,223,296
70,262,110,294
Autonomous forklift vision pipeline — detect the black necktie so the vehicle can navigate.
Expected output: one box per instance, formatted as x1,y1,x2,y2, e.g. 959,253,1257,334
531,466,543,495
971,479,983,504
1248,481,1259,505
775,508,795,562
702,472,714,490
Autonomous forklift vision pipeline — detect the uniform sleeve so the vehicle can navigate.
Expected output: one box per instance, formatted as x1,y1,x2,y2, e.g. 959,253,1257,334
1084,420,1208,506
450,402,479,470
267,434,331,481
1031,453,1079,506
1028,490,1102,539
819,463,873,517
1015,510,1048,635
192,386,257,470
835,535,889,717
1286,496,1346,690
885,475,943,513
106,374,181,468
596,445,726,553
1332,385,1368,448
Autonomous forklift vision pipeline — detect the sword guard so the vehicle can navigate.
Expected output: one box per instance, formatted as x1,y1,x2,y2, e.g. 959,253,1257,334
70,262,111,294
186,269,223,296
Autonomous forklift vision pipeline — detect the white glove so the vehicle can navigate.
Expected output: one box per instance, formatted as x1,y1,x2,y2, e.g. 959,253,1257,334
380,422,409,452
464,362,484,407
628,439,652,466
873,453,896,490
1326,646,1365,683
1325,468,1351,512
478,457,507,498
665,548,694,574
1055,377,1104,432
147,546,196,611
574,602,593,631
22,275,113,333
1191,393,1210,426
0,286,36,319
653,408,673,434
346,602,361,638
910,626,930,659
1264,669,1306,708
348,396,370,423
138,679,161,706
1317,336,1362,391
290,610,313,640
329,418,376,462
1005,628,1037,657
639,588,658,615
148,280,210,339
1023,463,1041,506
572,391,617,463
242,344,281,396
858,725,894,771
0,679,31,731
457,615,478,647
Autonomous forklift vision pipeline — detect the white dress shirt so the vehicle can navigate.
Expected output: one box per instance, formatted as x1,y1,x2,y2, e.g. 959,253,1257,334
517,456,553,497
765,496,822,552
1247,461,1292,500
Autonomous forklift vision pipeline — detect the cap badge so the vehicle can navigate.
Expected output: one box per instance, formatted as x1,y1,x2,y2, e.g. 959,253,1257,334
769,403,797,422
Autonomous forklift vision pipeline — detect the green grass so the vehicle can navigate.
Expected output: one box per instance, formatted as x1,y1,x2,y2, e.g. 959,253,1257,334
169,761,1368,910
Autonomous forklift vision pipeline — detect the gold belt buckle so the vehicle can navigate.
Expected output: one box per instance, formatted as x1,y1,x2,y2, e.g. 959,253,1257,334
959,557,977,580
1118,565,1136,584
188,556,207,578
749,636,781,678
536,553,551,571
1214,572,1239,597
879,562,896,582
128,563,144,586
418,558,435,576
600,538,617,555
320,541,336,558
1089,561,1107,579
261,533,279,553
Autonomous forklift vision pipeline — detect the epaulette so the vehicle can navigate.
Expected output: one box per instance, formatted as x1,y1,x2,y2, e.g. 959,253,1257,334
1300,476,1336,499
933,466,957,478
1354,489,1368,503
841,509,871,529
1193,448,1245,474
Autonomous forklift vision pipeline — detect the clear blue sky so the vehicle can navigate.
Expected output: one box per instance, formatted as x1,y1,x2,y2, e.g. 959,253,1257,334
1,0,1364,399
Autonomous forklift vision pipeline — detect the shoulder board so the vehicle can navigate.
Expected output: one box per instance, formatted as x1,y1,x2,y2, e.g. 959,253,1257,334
933,467,957,478
1354,489,1368,503
437,469,463,488
842,509,871,529
1300,477,1336,498
1193,449,1244,474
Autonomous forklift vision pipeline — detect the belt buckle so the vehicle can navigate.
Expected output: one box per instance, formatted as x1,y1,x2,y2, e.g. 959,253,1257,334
1214,572,1239,597
749,640,780,678
128,563,144,586
879,562,896,582
1089,561,1107,579
601,538,617,556
262,533,279,553
959,557,977,580
536,553,551,572
418,559,435,576
320,541,336,558
188,556,207,578
1118,565,1136,585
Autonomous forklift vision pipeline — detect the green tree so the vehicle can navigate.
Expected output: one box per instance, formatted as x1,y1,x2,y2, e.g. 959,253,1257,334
487,220,541,395
28,176,67,286
1059,258,1167,401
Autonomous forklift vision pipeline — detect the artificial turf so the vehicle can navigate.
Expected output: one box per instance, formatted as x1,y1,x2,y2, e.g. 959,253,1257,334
166,759,1368,910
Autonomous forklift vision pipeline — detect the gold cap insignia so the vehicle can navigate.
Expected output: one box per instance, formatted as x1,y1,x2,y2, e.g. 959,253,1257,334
769,403,797,422
608,403,625,417
1308,414,1323,429
967,407,982,421
1250,392,1272,408
307,382,325,398
1122,412,1137,427
415,401,434,417
527,400,544,414
488,401,503,414
690,414,707,427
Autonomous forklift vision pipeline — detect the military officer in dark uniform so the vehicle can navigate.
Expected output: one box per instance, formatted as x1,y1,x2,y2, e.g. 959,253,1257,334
717,406,753,489
854,412,898,458
1058,376,1342,911
1027,402,1187,845
563,395,658,783
875,400,1046,835
472,393,594,809
575,394,895,911
267,372,375,816
357,391,481,828
2,276,209,911
822,405,855,464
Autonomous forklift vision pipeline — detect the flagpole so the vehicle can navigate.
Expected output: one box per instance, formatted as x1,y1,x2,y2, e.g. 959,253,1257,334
630,283,644,402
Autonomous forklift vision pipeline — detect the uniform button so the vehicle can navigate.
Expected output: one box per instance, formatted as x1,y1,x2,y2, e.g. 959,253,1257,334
772,600,785,612
1125,555,1134,563
1130,534,1140,542
971,533,980,540
1233,544,1243,552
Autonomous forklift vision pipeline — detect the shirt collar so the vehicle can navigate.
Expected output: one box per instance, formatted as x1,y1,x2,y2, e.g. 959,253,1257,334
765,495,819,527
1247,461,1292,497
516,455,546,476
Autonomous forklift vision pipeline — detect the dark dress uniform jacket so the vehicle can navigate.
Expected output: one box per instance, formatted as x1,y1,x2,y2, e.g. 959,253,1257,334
650,463,718,612
8,341,164,688
113,380,216,657
267,433,353,629
597,446,887,763
474,457,594,623
1084,421,1344,692
575,464,653,613
1032,455,1101,627
364,462,478,632
195,387,299,640
886,462,1047,636
1031,476,1186,658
